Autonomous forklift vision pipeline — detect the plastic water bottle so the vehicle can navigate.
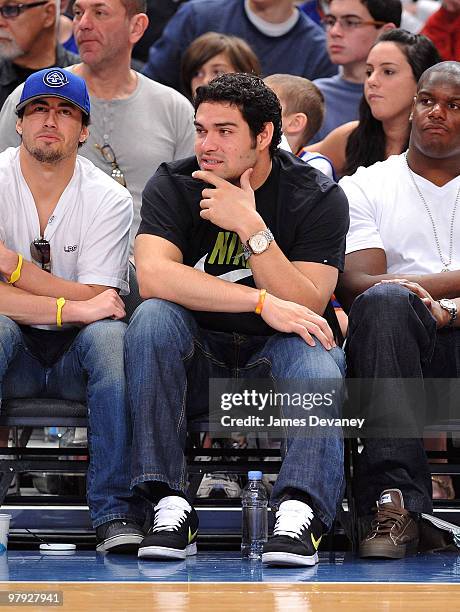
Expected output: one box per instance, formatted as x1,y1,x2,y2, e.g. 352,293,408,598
241,471,268,560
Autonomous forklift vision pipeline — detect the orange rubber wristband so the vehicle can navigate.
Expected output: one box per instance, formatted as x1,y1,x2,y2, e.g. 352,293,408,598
255,289,267,315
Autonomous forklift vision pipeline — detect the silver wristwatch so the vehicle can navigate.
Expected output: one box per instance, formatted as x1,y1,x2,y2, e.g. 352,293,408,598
438,298,457,326
242,229,274,260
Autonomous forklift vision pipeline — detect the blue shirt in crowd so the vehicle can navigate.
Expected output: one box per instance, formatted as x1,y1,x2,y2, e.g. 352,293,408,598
312,74,364,143
142,0,337,92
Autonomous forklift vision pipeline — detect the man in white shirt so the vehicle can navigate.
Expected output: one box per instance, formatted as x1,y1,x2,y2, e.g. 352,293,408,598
0,68,145,553
0,0,196,253
338,61,460,559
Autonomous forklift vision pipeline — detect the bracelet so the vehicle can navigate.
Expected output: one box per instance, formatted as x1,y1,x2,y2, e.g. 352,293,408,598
255,289,267,315
56,297,66,327
6,253,23,285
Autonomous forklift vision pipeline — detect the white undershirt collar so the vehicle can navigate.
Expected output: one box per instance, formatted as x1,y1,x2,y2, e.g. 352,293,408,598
244,0,299,37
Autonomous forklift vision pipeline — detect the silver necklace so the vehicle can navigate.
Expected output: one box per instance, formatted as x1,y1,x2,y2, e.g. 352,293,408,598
405,153,460,272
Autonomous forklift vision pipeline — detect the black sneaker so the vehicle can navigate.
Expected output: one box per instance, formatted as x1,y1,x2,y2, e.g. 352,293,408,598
96,519,144,554
138,496,198,560
262,500,323,567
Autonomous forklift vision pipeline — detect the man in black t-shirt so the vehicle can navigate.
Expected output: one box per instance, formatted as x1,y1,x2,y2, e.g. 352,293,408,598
125,74,349,567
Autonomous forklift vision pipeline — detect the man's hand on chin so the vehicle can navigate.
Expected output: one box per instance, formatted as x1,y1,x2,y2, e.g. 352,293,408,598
193,168,264,238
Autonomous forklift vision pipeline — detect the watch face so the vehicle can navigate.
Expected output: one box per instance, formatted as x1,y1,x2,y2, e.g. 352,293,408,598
439,299,457,319
249,233,269,254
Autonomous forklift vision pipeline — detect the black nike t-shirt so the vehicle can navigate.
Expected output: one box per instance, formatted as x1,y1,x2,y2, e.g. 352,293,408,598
138,150,349,335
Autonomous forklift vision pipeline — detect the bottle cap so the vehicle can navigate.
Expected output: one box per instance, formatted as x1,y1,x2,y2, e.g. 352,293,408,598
248,470,262,480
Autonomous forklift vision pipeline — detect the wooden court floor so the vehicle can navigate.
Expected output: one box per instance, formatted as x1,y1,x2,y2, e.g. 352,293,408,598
1,582,459,611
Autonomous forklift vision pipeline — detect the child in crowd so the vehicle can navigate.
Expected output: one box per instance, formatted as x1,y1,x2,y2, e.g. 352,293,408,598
264,74,336,180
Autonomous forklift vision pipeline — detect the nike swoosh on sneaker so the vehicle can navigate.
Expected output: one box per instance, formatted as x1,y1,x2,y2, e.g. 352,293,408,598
311,533,322,550
188,527,198,544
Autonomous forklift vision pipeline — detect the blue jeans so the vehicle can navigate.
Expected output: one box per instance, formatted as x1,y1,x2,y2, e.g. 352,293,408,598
346,283,460,516
125,299,346,530
0,316,145,528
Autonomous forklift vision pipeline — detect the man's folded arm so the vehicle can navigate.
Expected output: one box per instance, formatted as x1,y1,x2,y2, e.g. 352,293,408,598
0,283,124,326
337,247,460,311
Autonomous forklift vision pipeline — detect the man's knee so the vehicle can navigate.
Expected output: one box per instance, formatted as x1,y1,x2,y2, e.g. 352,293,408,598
352,283,410,316
271,335,345,379
127,298,195,348
349,283,415,334
0,315,21,345
78,320,126,356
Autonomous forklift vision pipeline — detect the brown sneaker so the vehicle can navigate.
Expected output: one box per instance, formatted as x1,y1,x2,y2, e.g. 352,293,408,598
359,489,419,559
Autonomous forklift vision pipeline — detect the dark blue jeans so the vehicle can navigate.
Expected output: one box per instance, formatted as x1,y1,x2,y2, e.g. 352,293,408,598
346,283,460,516
125,298,346,530
0,316,145,528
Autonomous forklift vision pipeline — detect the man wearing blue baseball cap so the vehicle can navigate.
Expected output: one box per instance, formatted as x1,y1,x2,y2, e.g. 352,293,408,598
0,67,146,553
15,66,91,117
0,0,195,258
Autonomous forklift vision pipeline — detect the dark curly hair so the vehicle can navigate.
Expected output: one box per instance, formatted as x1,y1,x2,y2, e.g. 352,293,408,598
194,73,282,158
343,29,440,176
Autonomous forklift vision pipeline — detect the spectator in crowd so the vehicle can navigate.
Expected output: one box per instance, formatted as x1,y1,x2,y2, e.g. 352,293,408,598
401,0,439,33
181,31,261,501
337,61,460,559
181,32,261,100
422,0,460,61
133,0,189,65
125,74,348,567
142,0,337,92
311,0,401,143
308,29,440,176
0,0,79,109
0,0,195,253
264,73,335,179
299,0,322,24
58,0,78,54
0,68,146,553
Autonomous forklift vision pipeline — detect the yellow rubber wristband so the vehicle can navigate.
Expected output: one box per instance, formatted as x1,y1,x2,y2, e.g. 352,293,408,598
7,253,23,285
56,297,66,328
255,289,267,315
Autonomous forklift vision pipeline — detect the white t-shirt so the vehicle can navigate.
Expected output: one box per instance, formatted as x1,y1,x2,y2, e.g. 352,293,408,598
0,147,133,327
298,149,336,181
339,154,460,275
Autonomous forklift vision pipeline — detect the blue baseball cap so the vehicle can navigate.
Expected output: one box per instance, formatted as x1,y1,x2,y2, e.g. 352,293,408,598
16,68,90,117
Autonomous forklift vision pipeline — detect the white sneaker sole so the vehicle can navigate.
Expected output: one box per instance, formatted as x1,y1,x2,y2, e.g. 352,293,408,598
262,551,319,567
138,542,197,560
96,534,144,553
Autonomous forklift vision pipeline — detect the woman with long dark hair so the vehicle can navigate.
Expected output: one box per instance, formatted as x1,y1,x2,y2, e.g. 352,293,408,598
308,29,440,177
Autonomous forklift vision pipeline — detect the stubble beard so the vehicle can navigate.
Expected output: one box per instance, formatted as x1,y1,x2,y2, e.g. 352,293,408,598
23,139,68,165
30,148,66,164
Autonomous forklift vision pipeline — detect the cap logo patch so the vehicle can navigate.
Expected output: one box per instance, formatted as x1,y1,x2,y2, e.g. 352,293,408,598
43,70,69,88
